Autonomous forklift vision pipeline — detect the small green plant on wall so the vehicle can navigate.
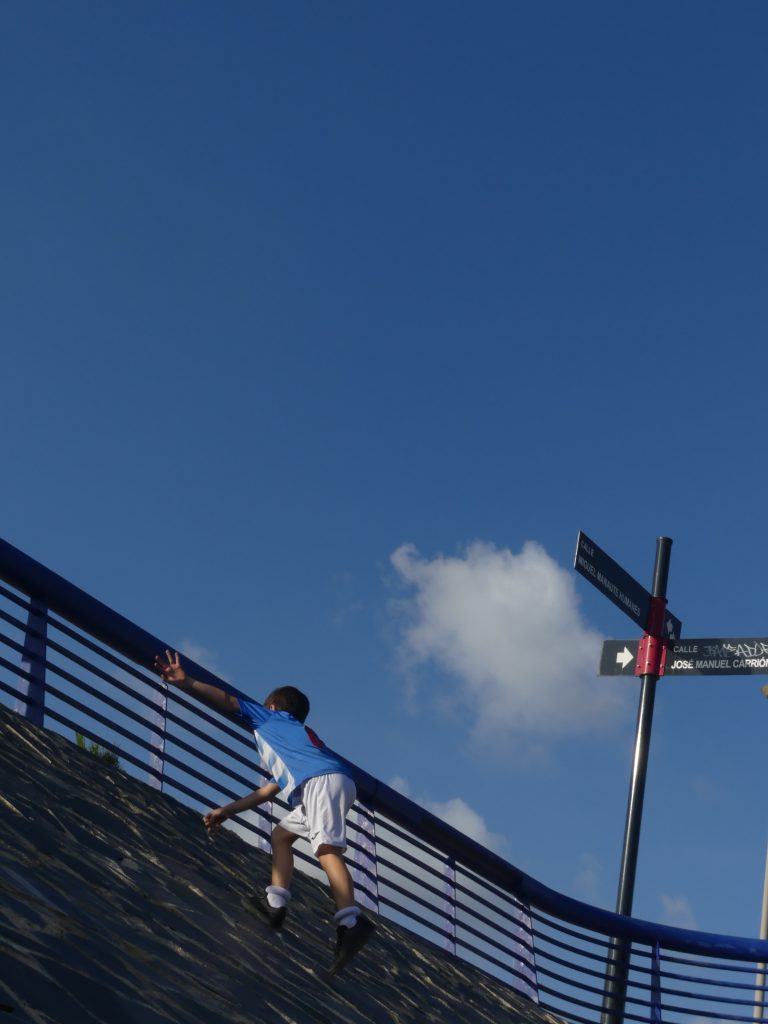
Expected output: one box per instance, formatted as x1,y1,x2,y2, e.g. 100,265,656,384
75,732,120,768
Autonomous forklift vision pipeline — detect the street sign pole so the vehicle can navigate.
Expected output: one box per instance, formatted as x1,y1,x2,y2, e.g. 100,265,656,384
617,537,672,918
601,537,673,1024
574,530,682,1024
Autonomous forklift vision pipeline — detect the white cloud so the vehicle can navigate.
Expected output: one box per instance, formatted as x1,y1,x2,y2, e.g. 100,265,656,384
660,893,698,930
391,540,627,741
388,775,412,797
424,796,507,854
387,776,506,854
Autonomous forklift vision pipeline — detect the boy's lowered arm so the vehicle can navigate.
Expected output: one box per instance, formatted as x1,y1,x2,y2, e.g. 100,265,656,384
221,782,281,816
154,650,239,716
203,781,280,834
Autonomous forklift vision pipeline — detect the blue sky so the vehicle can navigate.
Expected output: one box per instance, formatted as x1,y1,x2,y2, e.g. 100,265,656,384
3,2,768,941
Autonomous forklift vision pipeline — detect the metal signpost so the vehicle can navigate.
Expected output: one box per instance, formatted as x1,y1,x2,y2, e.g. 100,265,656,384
574,532,682,1024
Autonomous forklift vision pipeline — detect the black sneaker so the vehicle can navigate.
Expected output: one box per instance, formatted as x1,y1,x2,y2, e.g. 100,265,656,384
241,893,286,930
328,915,376,975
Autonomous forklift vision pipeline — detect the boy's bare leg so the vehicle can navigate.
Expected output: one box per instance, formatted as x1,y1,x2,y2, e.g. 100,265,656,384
271,825,298,889
316,844,355,910
318,843,376,975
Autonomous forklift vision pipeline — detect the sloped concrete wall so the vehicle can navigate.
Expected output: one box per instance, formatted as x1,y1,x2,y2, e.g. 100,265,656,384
0,706,563,1024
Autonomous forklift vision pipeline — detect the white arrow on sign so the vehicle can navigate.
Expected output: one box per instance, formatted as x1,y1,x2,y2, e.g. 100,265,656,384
616,646,634,669
665,617,676,638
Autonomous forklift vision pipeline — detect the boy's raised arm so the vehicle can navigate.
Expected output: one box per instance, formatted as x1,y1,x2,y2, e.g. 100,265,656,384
154,650,239,716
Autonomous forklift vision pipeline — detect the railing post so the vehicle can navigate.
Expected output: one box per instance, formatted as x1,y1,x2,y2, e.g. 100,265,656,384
256,756,274,852
14,596,47,727
651,941,663,1024
258,767,274,853
443,855,457,955
351,802,379,914
515,900,541,1003
148,681,167,791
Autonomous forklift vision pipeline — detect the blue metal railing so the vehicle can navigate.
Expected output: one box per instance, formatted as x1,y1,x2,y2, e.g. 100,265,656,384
1,535,767,1024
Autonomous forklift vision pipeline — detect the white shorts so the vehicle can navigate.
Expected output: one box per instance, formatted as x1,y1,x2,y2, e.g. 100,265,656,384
277,772,356,854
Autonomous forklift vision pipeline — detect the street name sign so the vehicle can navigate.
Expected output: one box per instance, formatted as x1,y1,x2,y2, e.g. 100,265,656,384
600,637,768,677
574,531,682,639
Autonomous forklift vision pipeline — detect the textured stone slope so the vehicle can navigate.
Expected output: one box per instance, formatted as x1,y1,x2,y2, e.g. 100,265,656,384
0,706,562,1024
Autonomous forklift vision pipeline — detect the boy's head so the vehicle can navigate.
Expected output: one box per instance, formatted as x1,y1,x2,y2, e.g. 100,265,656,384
264,685,310,723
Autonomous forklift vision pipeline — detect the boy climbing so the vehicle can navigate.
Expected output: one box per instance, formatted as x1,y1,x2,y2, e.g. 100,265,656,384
154,650,375,975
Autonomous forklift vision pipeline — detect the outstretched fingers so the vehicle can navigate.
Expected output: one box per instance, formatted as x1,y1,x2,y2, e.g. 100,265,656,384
153,649,181,680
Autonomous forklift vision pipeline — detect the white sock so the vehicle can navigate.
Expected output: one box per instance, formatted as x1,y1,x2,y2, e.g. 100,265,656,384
266,885,291,909
334,906,361,929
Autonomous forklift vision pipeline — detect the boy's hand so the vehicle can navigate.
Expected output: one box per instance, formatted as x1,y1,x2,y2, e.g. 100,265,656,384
203,808,228,835
154,650,186,686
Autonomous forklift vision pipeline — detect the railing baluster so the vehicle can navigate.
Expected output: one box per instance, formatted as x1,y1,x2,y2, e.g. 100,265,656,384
257,754,274,852
443,855,457,954
651,940,663,1024
351,801,379,914
148,680,167,790
517,900,540,1002
15,596,47,727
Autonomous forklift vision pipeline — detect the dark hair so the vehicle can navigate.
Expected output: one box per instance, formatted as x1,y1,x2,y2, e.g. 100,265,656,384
264,686,310,723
